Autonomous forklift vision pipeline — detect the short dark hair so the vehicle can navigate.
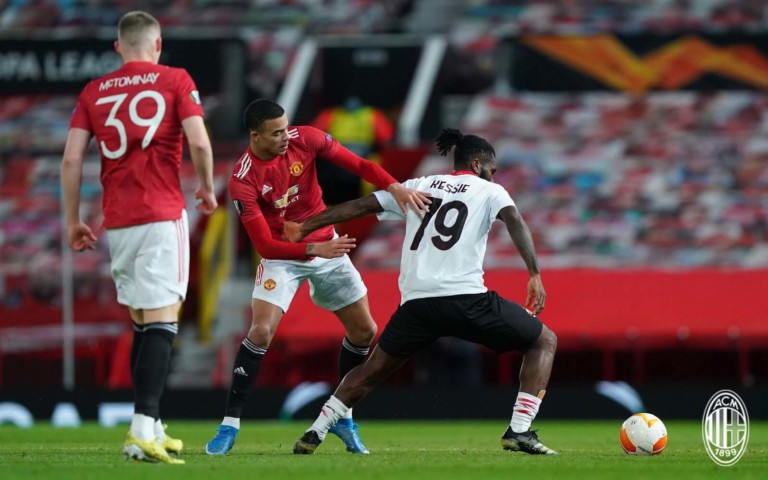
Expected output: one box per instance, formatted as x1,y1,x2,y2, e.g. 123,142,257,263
435,128,495,168
243,99,285,132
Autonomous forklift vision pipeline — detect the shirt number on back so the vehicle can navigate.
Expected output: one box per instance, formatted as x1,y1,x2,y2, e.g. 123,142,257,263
95,91,166,159
409,198,468,251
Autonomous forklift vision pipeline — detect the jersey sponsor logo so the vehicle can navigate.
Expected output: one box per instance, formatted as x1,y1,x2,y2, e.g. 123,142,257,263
233,199,244,215
287,128,299,139
274,185,299,208
289,160,304,176
98,72,160,91
264,279,276,291
262,185,272,195
234,153,252,179
189,90,201,105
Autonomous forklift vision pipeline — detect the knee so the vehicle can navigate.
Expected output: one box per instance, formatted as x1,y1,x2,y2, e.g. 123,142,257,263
536,327,557,354
346,320,377,346
247,323,275,347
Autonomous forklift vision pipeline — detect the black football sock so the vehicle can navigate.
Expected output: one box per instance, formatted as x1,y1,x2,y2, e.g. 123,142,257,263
130,322,145,383
224,338,265,418
339,336,370,380
133,323,177,420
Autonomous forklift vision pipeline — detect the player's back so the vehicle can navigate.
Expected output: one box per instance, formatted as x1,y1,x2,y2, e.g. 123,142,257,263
72,61,203,228
375,173,515,303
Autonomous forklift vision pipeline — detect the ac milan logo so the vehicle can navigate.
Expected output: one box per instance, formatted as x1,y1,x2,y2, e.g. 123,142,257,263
702,390,749,467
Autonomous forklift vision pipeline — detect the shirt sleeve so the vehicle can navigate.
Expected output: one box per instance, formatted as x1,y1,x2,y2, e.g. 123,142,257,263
304,126,397,191
489,184,516,222
372,178,420,221
69,88,92,132
229,175,308,260
174,68,205,121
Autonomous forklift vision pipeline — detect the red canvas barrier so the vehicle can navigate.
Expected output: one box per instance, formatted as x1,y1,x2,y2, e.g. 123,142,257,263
278,269,768,348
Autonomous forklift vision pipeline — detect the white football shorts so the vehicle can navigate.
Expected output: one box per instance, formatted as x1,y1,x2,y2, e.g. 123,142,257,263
107,210,189,310
252,254,367,313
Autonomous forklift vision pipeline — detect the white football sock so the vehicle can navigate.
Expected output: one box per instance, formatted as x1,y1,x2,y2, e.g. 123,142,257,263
342,408,353,420
222,416,240,429
510,391,542,433
153,419,165,441
130,414,155,441
309,396,349,440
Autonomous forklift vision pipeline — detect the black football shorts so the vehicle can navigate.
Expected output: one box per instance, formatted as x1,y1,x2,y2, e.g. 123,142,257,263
377,291,544,358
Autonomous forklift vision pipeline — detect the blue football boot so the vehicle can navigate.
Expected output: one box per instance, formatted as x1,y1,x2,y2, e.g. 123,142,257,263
205,425,238,455
329,418,369,454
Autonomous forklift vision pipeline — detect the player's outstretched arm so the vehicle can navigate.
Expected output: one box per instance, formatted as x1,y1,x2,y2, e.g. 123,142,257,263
498,205,546,314
61,128,98,251
283,194,384,243
182,116,218,215
325,144,429,215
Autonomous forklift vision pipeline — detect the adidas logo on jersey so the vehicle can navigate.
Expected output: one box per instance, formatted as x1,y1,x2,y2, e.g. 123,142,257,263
233,367,248,376
262,185,272,195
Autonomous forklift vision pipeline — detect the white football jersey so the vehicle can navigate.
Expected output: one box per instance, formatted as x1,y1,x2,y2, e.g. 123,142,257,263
373,173,515,304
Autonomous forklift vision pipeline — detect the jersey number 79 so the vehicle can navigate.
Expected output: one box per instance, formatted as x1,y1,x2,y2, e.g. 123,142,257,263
409,198,468,251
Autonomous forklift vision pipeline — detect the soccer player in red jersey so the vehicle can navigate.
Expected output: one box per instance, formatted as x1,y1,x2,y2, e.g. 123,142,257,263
61,11,217,464
205,99,429,455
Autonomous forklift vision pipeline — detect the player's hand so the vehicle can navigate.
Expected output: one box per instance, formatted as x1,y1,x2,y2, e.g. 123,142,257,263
307,235,356,259
67,223,97,252
526,274,546,315
195,188,218,215
283,221,305,243
387,183,431,216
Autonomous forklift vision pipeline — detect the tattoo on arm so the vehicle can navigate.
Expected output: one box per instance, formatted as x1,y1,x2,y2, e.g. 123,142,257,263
301,194,384,237
499,206,540,276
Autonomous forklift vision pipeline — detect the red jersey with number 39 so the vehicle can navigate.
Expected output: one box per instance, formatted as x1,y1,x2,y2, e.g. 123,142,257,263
70,61,204,228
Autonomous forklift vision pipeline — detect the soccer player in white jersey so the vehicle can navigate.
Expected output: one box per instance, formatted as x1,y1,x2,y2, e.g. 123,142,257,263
285,128,558,455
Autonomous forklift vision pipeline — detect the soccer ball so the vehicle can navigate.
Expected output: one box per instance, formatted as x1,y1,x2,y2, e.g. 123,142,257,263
619,413,668,455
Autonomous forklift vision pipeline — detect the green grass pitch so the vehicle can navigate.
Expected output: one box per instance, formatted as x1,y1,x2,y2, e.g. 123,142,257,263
1,420,766,480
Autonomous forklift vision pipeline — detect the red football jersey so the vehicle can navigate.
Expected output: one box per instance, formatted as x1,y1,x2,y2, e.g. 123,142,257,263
70,61,204,228
229,125,396,260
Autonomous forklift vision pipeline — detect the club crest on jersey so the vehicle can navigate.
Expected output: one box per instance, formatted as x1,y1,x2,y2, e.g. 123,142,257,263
233,200,245,215
289,160,304,176
189,90,201,105
264,279,276,291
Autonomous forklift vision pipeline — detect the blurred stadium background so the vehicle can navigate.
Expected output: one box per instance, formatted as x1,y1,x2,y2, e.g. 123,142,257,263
1,0,767,423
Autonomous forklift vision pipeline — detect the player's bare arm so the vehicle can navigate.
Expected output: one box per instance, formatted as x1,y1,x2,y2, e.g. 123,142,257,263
283,194,385,243
61,127,98,251
498,205,546,314
182,116,218,215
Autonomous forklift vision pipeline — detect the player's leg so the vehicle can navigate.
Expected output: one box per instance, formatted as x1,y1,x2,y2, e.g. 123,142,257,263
328,296,377,453
294,299,434,454
127,308,182,456
462,291,558,455
109,214,188,464
309,256,375,453
132,303,183,459
206,259,303,455
293,346,408,454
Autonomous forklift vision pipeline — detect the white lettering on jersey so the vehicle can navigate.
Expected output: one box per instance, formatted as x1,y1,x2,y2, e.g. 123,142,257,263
234,153,252,179
98,72,160,91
